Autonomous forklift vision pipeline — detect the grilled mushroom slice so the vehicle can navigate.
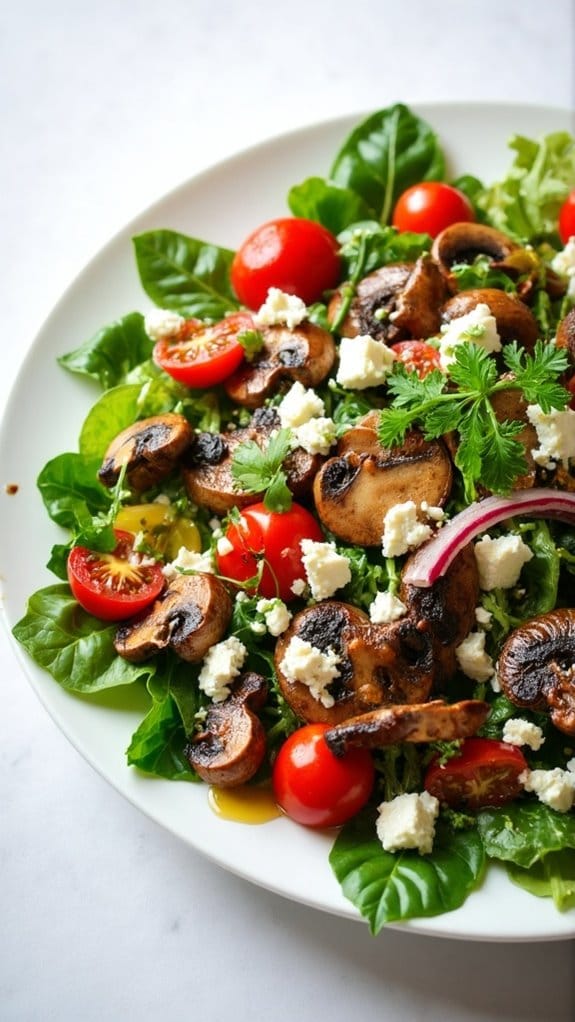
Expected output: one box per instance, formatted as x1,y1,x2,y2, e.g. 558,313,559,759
324,699,490,756
183,409,322,515
431,222,520,288
556,307,575,366
99,413,192,491
441,288,539,353
224,322,335,408
274,601,436,726
314,418,452,546
327,255,447,342
114,573,232,663
185,672,268,787
498,609,575,736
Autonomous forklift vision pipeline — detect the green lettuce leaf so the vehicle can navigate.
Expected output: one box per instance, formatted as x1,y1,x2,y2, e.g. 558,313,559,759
477,802,575,868
288,177,371,234
58,312,153,389
126,694,195,781
37,453,111,528
506,849,575,910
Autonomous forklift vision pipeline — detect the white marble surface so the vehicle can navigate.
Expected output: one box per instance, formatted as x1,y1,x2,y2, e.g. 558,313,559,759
2,1,575,1018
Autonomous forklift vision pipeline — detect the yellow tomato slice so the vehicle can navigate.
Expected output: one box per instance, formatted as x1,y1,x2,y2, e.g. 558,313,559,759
115,504,201,559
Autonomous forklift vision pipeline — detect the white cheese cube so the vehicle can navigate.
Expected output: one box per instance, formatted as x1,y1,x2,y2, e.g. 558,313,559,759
291,416,337,455
198,636,248,702
376,791,439,855
144,308,185,340
520,767,575,813
455,631,495,682
254,287,307,329
369,591,407,624
277,381,325,428
526,403,575,468
300,539,351,600
279,636,340,708
336,334,395,390
381,501,432,558
438,302,501,367
256,598,292,637
162,546,215,580
502,718,545,751
474,534,533,591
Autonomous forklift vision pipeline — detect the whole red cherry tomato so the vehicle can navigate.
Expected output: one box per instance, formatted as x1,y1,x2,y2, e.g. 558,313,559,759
153,312,253,388
392,182,475,238
67,530,165,621
216,501,323,602
272,723,375,827
424,737,528,811
559,189,575,245
391,340,442,378
230,217,341,310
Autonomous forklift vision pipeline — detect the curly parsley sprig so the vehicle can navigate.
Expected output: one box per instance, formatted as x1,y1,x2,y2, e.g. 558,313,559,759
231,427,293,512
378,340,570,499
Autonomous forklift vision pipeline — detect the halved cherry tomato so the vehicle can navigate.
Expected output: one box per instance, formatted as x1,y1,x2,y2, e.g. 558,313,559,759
153,312,253,388
391,340,442,378
392,182,475,238
424,737,528,811
559,189,575,245
216,501,324,602
67,530,165,621
272,723,375,827
114,503,201,560
230,217,341,310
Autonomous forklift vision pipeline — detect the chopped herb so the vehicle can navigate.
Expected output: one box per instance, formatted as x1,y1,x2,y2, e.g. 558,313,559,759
231,428,293,512
237,328,265,362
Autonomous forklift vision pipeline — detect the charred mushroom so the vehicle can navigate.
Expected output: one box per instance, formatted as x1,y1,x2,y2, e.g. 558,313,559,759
441,288,539,353
314,416,452,546
224,322,335,408
183,409,322,515
99,413,192,491
556,307,575,366
185,672,268,787
114,572,232,663
431,222,520,288
498,608,575,736
324,699,490,756
327,255,447,342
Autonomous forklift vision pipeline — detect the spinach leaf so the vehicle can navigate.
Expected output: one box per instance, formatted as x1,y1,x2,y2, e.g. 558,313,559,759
329,812,484,932
133,229,239,320
506,849,575,910
37,453,111,528
58,312,153,389
516,520,560,619
338,221,431,278
79,384,141,460
126,694,196,781
329,104,445,225
477,802,575,868
288,177,371,234
12,585,154,693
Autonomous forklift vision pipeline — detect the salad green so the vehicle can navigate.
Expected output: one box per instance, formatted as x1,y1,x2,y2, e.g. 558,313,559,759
12,102,575,933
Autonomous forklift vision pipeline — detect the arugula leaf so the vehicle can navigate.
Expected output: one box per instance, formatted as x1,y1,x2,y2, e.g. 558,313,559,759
58,312,154,389
12,585,154,693
288,177,371,234
126,694,195,781
329,811,485,932
329,104,445,224
477,802,575,868
133,229,239,320
507,850,575,911
231,428,293,512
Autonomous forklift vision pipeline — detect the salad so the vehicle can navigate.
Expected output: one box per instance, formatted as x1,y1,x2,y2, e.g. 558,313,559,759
12,103,575,933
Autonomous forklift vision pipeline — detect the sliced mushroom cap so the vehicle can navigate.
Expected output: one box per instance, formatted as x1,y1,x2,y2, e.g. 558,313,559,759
399,543,480,682
185,672,268,787
224,321,335,408
327,256,446,342
498,608,575,736
431,222,519,287
114,573,232,663
556,307,575,366
183,409,322,515
314,422,452,546
99,413,192,491
442,288,539,353
274,601,435,726
324,699,490,756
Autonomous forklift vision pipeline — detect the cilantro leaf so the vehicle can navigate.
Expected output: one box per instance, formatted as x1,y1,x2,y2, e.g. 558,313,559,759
502,340,570,412
231,428,293,512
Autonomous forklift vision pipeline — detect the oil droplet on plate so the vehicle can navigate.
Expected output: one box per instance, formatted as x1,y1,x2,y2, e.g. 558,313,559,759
208,784,282,824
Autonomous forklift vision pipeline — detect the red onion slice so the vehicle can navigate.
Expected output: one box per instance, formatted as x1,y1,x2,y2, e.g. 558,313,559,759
403,488,575,588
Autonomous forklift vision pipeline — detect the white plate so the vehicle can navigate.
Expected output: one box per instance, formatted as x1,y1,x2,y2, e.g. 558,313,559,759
2,102,574,942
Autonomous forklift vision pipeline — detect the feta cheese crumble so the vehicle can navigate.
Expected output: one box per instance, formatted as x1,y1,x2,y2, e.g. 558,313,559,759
369,591,408,624
502,718,545,751
526,403,575,469
279,635,341,708
254,287,307,329
300,539,352,600
291,416,337,456
551,237,575,299
520,767,575,813
162,546,214,580
277,381,325,428
144,307,185,341
474,534,533,591
336,334,396,390
256,598,292,637
198,636,248,702
475,606,493,628
216,535,234,557
438,303,501,367
381,501,432,558
376,791,440,855
455,631,495,683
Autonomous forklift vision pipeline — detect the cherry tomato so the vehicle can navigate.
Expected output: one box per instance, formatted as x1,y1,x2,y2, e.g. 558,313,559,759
67,530,165,622
391,340,442,378
272,723,375,827
216,501,323,602
230,217,341,310
392,182,475,238
424,737,528,811
153,312,253,388
559,189,575,245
